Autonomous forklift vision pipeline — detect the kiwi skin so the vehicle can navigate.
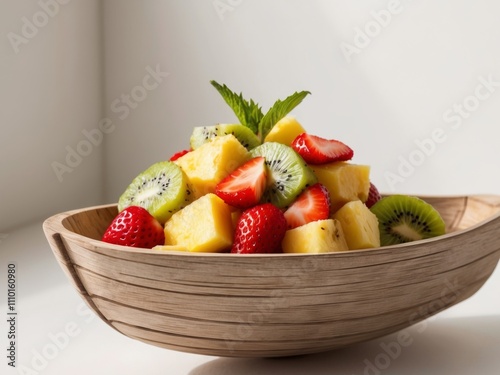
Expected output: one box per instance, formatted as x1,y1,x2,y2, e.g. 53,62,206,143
370,195,446,246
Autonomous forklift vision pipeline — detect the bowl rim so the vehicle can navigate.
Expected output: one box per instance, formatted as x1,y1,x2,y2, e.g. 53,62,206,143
43,194,500,257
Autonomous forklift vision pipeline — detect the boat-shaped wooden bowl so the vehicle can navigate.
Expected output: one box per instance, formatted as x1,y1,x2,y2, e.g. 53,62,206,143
43,195,500,358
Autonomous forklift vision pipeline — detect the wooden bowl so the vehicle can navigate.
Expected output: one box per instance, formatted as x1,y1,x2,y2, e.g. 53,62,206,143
43,195,500,358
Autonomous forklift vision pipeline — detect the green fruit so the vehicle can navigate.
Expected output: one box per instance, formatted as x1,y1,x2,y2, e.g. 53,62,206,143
250,142,317,208
190,124,261,150
118,161,192,223
370,195,446,246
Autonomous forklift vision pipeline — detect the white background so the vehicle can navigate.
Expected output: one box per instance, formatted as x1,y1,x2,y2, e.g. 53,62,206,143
1,1,500,374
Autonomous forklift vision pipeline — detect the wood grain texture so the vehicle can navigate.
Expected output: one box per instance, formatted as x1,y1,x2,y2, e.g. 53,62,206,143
42,195,500,357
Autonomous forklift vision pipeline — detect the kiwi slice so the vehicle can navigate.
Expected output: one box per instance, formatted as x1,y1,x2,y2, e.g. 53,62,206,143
118,161,192,223
370,195,446,246
250,142,317,208
190,124,261,150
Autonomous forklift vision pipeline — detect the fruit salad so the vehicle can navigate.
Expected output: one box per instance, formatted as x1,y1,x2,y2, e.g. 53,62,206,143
102,81,446,253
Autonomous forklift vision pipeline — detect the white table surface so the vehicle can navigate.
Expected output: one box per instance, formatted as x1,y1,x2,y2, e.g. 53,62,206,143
1,220,499,375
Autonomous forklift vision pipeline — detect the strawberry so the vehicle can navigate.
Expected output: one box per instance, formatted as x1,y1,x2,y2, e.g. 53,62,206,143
291,133,353,164
215,156,267,209
231,203,286,254
365,182,382,208
102,206,165,249
169,149,191,161
284,183,331,229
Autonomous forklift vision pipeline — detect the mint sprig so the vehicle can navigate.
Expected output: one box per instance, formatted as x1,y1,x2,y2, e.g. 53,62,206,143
210,81,263,134
210,80,310,141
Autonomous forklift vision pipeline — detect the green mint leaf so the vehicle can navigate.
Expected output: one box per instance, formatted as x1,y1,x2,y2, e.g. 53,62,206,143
258,91,311,140
210,80,262,134
246,98,264,134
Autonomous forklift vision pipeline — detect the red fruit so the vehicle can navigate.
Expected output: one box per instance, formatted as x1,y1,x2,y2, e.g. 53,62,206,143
284,183,331,229
215,156,267,208
169,149,191,161
365,182,382,208
231,203,287,254
291,133,353,164
102,206,165,249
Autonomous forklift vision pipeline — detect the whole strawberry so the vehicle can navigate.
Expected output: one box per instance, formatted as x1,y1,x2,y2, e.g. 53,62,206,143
231,203,287,254
102,206,165,248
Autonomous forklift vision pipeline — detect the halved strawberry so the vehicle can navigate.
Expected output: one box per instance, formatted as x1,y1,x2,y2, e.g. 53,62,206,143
365,182,382,208
231,203,287,254
215,156,267,209
102,206,165,249
291,133,353,164
284,183,331,229
169,149,191,161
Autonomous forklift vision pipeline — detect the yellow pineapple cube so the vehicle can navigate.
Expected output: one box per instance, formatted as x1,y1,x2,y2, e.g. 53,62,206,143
164,193,233,252
333,200,380,250
311,162,370,212
263,116,306,145
175,134,250,199
282,219,349,253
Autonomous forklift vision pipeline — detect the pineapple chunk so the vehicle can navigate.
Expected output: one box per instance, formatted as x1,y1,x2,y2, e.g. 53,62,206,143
263,116,306,145
333,200,380,250
164,193,233,252
311,162,370,212
175,134,250,199
282,219,349,253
